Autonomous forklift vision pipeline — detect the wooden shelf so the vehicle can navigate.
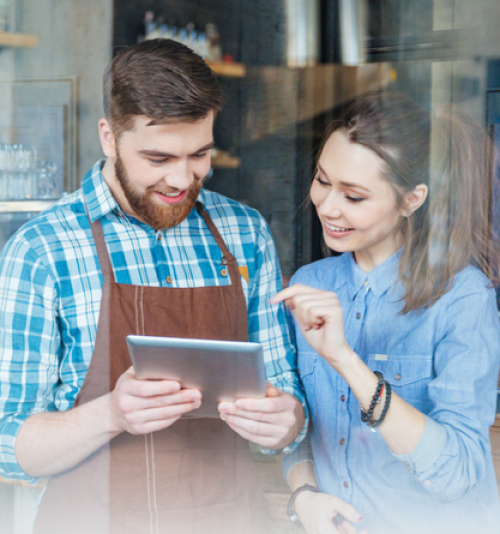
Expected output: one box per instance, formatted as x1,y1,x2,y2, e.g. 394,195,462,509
212,153,241,169
0,31,38,48
207,61,246,78
0,200,55,213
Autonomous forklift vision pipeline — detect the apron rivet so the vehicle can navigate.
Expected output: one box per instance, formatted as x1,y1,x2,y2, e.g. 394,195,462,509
166,276,173,284
220,268,228,277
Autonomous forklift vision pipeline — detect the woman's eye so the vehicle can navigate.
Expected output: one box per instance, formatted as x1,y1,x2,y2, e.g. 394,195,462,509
315,175,330,186
346,195,364,203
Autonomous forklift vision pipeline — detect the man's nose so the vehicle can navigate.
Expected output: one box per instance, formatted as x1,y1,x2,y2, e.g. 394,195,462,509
163,161,194,190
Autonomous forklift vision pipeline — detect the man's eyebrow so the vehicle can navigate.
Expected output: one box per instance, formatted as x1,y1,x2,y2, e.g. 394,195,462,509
318,164,371,193
139,142,215,158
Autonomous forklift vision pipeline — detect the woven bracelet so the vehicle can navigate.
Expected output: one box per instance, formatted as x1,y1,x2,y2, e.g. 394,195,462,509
361,371,385,424
369,379,392,428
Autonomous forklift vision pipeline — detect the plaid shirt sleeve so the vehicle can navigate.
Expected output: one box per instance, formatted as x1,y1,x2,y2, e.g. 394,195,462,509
0,231,58,484
247,217,309,454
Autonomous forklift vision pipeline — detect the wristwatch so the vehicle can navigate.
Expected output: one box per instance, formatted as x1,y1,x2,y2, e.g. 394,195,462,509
287,484,320,528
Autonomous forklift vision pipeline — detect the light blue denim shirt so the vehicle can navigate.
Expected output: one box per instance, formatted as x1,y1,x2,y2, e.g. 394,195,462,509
283,250,500,534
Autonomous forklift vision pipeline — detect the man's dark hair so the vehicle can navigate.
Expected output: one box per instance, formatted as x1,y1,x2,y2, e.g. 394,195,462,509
103,39,223,137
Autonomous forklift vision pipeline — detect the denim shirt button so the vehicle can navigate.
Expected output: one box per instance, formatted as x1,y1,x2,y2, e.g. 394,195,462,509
343,481,350,488
394,373,402,381
356,312,362,319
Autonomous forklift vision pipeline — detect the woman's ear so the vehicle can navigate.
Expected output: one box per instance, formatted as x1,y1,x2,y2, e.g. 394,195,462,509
403,184,428,216
98,118,117,160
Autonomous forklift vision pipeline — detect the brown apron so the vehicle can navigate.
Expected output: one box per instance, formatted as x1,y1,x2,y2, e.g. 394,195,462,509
34,202,268,534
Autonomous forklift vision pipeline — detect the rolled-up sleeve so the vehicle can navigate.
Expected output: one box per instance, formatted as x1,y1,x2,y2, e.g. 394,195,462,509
247,220,308,454
392,276,500,502
0,235,58,484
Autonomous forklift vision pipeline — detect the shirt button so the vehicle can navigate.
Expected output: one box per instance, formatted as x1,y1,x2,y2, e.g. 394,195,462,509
356,312,362,319
343,481,349,488
339,438,345,445
166,276,173,284
340,395,346,402
157,234,162,241
220,268,228,277
394,373,402,381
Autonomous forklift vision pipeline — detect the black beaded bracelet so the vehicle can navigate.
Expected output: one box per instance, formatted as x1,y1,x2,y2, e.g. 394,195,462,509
361,371,385,424
370,379,392,428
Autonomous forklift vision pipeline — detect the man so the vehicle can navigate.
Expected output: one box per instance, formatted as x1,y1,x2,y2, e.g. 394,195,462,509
0,39,306,534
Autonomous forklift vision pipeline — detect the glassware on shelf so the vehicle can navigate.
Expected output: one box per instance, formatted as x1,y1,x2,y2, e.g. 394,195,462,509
0,143,38,200
0,0,13,32
36,160,59,199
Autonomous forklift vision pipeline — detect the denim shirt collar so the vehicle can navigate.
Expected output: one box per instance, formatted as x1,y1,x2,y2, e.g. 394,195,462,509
346,248,402,300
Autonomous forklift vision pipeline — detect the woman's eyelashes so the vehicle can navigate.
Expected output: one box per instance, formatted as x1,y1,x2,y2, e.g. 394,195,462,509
315,173,367,203
315,175,330,186
345,195,365,203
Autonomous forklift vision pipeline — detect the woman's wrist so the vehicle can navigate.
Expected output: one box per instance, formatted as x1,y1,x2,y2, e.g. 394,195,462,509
294,487,318,517
327,345,360,374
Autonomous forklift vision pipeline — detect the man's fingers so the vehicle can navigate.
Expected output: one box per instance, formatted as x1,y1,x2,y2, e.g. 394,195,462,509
118,389,201,415
221,418,281,448
126,399,201,425
121,375,183,398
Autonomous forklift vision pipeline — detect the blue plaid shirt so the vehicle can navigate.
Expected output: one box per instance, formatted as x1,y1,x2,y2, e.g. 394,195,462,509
0,160,307,483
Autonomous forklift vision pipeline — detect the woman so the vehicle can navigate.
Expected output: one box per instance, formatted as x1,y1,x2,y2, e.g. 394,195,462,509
273,90,500,534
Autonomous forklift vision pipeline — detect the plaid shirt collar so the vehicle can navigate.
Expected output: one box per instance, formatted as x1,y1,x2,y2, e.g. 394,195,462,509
82,159,206,224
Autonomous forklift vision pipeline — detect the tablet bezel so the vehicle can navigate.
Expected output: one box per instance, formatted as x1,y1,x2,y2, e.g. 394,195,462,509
126,335,266,419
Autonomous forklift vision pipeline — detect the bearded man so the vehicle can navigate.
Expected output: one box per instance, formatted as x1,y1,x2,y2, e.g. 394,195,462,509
0,39,306,534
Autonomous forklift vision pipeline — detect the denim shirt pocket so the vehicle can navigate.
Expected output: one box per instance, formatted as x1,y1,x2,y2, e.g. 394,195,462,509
366,354,434,412
297,351,317,415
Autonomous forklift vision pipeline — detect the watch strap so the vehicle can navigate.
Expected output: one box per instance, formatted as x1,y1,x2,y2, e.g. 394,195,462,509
287,483,320,528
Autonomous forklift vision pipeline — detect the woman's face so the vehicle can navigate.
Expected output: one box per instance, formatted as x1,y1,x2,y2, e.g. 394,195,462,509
311,130,406,272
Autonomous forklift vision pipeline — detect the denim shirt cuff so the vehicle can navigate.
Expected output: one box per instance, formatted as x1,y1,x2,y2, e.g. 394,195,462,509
391,415,447,474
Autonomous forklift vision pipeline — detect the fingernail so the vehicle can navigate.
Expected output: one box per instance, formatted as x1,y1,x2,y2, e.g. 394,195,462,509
191,393,200,401
194,400,201,408
220,413,227,421
356,515,363,522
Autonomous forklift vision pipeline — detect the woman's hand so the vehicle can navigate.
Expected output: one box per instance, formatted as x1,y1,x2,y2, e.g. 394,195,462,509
295,490,367,534
271,284,353,369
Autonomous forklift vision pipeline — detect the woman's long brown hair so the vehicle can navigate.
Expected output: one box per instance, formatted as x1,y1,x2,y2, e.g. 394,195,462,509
317,90,500,313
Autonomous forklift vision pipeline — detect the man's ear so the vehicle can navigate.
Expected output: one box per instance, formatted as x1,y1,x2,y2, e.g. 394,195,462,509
98,118,117,159
403,184,428,216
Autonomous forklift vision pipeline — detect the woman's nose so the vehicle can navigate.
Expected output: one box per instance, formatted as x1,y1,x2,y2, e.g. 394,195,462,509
317,192,342,218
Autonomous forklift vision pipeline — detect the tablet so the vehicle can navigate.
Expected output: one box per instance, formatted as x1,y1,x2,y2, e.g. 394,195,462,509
126,335,266,419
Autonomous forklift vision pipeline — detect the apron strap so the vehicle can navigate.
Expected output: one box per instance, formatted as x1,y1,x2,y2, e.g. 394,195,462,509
195,202,244,289
84,203,116,284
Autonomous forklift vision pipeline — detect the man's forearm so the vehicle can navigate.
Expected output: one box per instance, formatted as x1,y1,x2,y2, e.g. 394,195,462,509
15,393,122,478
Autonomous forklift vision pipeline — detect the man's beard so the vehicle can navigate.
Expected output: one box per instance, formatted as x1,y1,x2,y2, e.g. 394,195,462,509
114,152,202,230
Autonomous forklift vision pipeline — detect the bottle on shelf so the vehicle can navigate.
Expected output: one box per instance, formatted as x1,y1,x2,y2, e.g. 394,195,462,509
205,23,222,62
0,0,13,32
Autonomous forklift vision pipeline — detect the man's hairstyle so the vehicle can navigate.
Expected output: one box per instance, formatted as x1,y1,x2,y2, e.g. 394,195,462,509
103,39,223,137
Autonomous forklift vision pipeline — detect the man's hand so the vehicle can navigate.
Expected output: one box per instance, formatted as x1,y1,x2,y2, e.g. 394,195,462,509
218,383,304,449
110,367,202,435
295,490,367,534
